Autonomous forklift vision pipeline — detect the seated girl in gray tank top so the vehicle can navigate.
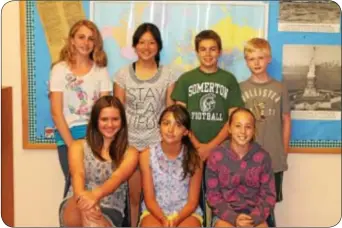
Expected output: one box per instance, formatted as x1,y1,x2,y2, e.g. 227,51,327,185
59,96,139,227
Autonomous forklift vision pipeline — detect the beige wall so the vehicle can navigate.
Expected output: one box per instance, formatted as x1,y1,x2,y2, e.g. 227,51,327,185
2,1,341,227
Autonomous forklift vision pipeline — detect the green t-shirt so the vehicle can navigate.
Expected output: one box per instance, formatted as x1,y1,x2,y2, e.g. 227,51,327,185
171,67,244,143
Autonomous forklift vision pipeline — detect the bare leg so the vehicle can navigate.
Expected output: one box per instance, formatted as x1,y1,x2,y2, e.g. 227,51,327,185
140,214,162,227
61,197,112,227
81,209,111,227
129,169,142,227
214,218,235,227
256,221,268,227
178,215,201,227
62,197,82,226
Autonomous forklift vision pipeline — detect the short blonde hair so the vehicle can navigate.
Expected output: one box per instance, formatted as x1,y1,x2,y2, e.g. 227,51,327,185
244,38,271,58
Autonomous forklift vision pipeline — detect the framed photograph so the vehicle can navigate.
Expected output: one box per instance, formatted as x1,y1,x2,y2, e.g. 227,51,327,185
283,44,341,153
278,1,341,33
21,1,269,149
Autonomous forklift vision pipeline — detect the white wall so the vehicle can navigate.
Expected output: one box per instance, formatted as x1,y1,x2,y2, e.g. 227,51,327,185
2,1,64,227
2,1,341,227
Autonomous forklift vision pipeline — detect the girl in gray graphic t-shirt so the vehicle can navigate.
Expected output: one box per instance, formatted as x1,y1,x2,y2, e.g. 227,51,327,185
113,23,178,226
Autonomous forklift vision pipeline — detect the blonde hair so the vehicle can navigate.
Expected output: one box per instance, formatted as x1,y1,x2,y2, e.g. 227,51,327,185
244,38,271,58
54,19,107,67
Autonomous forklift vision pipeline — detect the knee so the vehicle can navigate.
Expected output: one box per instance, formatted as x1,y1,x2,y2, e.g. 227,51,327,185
255,221,268,227
60,199,82,227
214,219,234,227
140,218,162,227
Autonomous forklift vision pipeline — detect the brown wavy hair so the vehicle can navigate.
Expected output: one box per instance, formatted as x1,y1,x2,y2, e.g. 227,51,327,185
86,96,128,167
54,19,107,67
158,104,201,179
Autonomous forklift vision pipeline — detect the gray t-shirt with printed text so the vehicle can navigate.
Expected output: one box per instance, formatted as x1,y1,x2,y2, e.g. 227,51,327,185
114,64,178,150
239,77,290,172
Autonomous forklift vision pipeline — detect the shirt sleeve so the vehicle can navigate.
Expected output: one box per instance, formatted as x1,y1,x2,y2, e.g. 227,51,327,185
113,67,127,89
99,67,113,92
249,153,276,226
49,63,65,92
205,150,239,226
166,66,180,85
281,80,291,114
170,74,188,104
228,75,245,109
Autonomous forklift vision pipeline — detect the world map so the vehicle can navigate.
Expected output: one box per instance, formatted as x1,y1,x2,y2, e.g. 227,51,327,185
92,2,268,81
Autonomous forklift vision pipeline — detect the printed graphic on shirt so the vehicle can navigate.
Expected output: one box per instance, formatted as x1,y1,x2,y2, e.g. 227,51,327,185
200,93,216,112
65,73,91,116
126,87,166,130
242,88,281,122
189,82,229,98
189,82,229,122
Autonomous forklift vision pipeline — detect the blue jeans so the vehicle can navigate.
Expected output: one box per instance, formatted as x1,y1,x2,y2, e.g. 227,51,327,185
57,145,69,180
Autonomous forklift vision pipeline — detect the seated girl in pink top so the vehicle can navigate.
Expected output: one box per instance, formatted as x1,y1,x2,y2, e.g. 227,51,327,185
206,107,276,227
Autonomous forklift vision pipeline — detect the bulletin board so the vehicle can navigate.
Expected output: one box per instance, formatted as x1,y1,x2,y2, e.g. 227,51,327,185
20,1,341,153
267,1,341,154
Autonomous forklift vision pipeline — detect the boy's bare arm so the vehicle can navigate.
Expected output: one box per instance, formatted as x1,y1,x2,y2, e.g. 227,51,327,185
206,106,239,149
175,100,187,107
191,107,240,161
207,123,229,148
282,113,291,153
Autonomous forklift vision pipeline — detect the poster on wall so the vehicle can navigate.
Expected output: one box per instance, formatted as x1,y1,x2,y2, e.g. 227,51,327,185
278,1,341,33
91,1,269,81
283,44,341,145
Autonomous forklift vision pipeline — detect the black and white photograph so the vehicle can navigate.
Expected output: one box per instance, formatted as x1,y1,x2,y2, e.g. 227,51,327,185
283,45,341,120
278,1,341,33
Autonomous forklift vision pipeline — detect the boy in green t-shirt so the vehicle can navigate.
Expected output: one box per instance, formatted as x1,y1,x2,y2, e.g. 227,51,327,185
171,30,244,161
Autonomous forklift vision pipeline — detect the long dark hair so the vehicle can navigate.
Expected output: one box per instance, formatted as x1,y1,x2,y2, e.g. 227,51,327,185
228,107,256,142
158,104,200,179
132,22,163,65
86,96,128,167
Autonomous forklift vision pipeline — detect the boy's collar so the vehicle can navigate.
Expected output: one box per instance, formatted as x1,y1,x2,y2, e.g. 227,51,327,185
198,66,220,74
248,75,273,84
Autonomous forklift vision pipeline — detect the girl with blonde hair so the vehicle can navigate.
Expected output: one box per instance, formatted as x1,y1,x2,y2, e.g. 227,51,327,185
50,19,112,181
